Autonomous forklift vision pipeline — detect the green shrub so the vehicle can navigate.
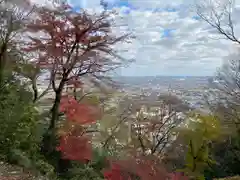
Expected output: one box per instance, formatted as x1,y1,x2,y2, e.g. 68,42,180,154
0,80,55,177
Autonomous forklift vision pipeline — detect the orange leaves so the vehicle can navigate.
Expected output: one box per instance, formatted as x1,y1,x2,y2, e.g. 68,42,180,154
60,95,99,125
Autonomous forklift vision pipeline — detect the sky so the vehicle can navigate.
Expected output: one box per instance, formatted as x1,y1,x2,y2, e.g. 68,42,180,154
33,0,240,76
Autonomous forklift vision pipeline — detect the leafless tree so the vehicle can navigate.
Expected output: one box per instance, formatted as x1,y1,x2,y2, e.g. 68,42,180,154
205,57,240,133
103,92,190,158
0,0,35,87
196,0,240,43
197,0,240,132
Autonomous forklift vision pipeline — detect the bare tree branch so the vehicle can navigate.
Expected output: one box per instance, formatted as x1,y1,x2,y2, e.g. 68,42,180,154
196,0,240,44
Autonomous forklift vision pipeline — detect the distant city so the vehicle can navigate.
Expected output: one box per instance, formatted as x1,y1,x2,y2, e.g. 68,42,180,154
113,76,215,110
38,76,216,112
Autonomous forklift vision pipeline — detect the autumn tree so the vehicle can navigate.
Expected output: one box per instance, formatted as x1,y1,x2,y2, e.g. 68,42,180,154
97,92,190,158
196,0,240,120
203,57,240,178
104,155,169,180
197,1,240,177
178,112,221,179
205,56,240,133
127,93,189,157
22,4,129,155
103,154,189,180
196,0,240,126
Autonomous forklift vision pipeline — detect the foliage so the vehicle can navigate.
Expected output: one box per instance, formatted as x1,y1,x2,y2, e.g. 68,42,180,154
22,2,128,130
19,6,129,174
103,155,189,180
204,133,240,179
2,0,240,180
56,94,101,161
98,93,189,158
197,1,240,177
0,0,34,86
0,80,37,158
0,77,55,177
60,148,109,180
179,113,221,179
203,58,240,178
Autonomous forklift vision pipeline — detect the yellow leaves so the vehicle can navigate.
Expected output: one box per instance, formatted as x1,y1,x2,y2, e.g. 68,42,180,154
180,112,221,178
185,112,221,141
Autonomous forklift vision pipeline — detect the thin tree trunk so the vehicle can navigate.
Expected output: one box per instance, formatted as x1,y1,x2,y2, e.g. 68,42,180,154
41,80,65,155
0,42,7,87
49,79,66,130
32,78,38,102
49,91,61,130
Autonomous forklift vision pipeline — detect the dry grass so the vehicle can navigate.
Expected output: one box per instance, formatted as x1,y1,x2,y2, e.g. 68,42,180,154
0,161,40,180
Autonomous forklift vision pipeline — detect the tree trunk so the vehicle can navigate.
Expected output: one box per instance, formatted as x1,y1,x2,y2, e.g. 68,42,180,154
41,80,65,156
32,78,38,102
49,91,61,130
0,42,7,87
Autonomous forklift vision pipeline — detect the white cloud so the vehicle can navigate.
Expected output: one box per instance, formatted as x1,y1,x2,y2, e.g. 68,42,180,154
116,0,240,76
31,0,240,76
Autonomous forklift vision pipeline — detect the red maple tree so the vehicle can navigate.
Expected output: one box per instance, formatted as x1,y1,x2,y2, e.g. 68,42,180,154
60,95,99,124
23,3,128,132
56,93,99,162
21,3,129,158
21,4,189,179
56,128,92,162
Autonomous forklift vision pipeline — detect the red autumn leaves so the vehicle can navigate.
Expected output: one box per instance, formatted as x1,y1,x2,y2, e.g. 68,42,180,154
57,94,189,180
56,131,92,162
103,157,168,180
39,4,189,179
59,95,97,124
103,157,189,180
57,94,99,162
104,163,131,180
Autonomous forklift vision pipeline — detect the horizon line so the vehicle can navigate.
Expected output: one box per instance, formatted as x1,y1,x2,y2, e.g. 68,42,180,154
111,75,214,77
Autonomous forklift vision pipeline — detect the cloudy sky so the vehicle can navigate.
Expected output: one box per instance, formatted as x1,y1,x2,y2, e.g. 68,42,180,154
38,0,240,76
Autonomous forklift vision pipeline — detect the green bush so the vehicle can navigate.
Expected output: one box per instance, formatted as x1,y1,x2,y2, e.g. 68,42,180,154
0,79,55,177
56,148,109,180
